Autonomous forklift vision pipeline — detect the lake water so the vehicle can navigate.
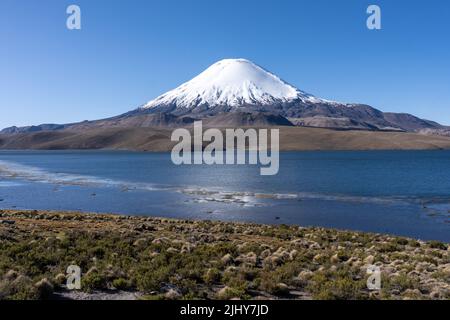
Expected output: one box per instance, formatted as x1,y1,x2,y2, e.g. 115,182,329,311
0,150,449,241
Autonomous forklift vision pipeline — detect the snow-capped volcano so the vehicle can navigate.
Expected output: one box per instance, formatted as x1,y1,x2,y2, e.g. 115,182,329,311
1,58,445,134
142,58,328,110
114,58,443,131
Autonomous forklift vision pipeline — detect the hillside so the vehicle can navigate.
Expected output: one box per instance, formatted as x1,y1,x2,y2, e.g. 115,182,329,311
2,126,450,152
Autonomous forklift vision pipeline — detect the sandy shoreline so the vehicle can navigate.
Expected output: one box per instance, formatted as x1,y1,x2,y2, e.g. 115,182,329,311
0,209,449,300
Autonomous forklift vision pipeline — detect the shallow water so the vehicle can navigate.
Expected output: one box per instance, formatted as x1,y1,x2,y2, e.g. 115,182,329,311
0,150,449,241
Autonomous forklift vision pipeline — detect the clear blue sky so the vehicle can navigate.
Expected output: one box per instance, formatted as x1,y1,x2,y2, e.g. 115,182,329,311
1,0,449,129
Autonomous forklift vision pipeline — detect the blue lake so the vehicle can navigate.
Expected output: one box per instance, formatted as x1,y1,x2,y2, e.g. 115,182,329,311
0,150,449,241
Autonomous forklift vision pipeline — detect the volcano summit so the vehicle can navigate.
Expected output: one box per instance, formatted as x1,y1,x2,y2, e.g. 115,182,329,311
142,58,328,110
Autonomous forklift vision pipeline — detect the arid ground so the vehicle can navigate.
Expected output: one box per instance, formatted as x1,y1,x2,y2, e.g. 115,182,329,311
0,210,448,300
2,126,450,151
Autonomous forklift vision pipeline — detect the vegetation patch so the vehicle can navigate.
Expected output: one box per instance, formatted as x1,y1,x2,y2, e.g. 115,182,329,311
0,210,448,300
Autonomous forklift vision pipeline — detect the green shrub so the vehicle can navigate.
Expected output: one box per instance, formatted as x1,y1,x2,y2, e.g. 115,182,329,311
203,268,221,284
112,278,131,290
393,238,409,246
307,269,367,300
216,286,249,300
0,276,39,300
428,241,447,250
82,272,108,292
382,273,417,294
378,243,400,253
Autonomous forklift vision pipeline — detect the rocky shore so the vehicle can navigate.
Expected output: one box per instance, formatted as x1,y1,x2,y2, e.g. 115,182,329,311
0,210,449,300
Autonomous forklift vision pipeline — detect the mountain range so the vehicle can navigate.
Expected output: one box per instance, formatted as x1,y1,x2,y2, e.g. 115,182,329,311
1,58,450,150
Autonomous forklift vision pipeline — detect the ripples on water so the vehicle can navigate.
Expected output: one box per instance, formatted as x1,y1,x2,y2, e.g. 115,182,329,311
0,151,449,241
2,158,449,208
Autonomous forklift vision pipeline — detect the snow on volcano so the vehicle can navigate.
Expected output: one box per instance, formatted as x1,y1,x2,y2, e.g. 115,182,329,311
142,58,331,110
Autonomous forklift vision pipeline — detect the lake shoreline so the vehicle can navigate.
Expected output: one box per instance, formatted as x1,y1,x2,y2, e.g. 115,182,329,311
0,209,448,300
1,150,450,242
